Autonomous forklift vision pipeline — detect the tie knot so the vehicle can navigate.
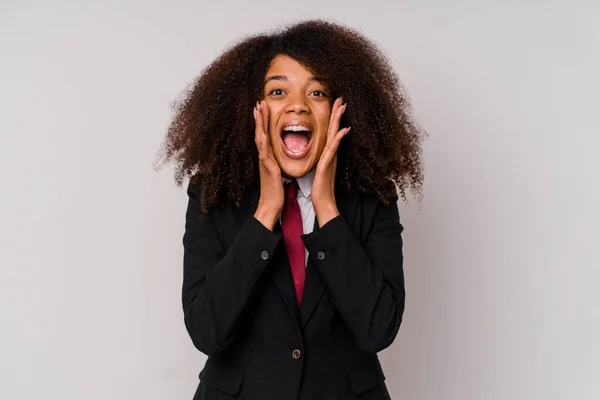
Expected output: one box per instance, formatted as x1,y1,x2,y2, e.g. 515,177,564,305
285,180,299,200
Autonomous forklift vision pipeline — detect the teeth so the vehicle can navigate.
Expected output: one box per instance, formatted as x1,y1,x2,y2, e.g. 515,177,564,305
283,125,310,132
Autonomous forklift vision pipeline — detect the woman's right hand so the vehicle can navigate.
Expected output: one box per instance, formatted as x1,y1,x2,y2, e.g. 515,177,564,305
253,100,284,231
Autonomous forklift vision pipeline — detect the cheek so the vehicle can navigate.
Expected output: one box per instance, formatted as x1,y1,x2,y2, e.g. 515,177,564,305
315,113,331,145
318,110,331,131
311,132,328,158
316,132,328,147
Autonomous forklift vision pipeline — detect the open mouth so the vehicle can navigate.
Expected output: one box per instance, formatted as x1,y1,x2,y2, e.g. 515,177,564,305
280,125,313,159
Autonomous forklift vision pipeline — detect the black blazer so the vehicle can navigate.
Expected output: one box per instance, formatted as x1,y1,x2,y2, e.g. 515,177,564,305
182,181,405,400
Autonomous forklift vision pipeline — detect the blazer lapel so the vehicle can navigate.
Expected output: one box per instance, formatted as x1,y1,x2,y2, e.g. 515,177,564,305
271,220,302,325
236,187,301,324
299,190,359,328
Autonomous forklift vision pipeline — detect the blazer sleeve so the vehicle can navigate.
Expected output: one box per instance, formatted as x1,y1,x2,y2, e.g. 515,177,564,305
182,183,281,356
301,194,405,354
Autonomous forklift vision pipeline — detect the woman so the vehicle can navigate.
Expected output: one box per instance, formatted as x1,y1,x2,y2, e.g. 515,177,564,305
160,19,424,400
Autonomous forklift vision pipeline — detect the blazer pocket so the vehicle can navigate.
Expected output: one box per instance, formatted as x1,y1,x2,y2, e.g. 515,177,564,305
347,360,386,395
207,362,244,396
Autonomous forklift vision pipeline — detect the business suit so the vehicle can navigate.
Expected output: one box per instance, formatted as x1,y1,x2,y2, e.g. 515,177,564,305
182,180,405,399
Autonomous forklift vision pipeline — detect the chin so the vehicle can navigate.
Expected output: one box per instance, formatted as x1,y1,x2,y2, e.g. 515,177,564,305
278,158,316,178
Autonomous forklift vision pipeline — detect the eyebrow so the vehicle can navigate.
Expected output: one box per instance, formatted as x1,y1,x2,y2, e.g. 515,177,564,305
263,75,326,85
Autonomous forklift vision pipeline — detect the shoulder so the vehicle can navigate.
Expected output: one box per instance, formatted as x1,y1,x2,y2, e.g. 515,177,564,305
341,180,398,207
187,179,260,219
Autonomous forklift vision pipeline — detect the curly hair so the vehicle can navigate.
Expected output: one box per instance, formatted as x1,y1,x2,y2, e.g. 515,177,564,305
158,19,425,213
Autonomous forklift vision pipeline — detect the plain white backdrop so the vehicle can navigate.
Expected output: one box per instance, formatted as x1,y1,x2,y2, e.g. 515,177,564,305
1,0,599,399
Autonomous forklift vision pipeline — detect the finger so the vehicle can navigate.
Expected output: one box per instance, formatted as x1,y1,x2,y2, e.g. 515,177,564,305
330,152,337,189
326,97,344,135
331,126,351,150
258,131,276,168
260,100,269,134
254,101,265,147
257,129,269,162
320,127,351,166
256,102,280,173
255,102,272,156
326,100,347,146
259,101,273,156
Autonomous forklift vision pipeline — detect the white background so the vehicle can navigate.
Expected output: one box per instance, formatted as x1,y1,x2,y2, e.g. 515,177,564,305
1,1,599,399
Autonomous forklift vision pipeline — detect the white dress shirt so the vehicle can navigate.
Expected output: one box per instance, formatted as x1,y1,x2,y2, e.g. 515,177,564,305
281,168,316,266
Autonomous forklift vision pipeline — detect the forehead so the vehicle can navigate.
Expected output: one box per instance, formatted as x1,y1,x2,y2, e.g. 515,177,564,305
264,55,324,84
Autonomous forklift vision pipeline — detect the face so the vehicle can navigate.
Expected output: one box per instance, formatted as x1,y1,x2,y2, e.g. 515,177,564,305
263,55,332,178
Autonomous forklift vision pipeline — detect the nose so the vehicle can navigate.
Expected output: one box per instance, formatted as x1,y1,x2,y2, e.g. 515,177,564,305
285,92,309,114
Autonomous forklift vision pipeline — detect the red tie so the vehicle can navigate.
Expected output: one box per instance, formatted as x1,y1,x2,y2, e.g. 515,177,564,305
282,180,306,306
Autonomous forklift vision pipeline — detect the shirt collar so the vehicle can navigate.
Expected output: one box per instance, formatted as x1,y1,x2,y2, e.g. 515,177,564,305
282,167,315,199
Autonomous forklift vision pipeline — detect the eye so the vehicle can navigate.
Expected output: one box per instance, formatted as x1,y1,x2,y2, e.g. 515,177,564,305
310,90,327,97
269,88,285,96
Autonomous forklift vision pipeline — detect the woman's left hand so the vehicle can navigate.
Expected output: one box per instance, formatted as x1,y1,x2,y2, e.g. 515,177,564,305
311,97,351,227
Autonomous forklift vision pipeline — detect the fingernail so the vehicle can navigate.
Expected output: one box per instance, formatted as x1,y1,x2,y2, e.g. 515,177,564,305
253,107,256,120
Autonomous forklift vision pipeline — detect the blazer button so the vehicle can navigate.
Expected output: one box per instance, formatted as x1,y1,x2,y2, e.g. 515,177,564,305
292,349,302,360
317,251,326,261
260,250,269,260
